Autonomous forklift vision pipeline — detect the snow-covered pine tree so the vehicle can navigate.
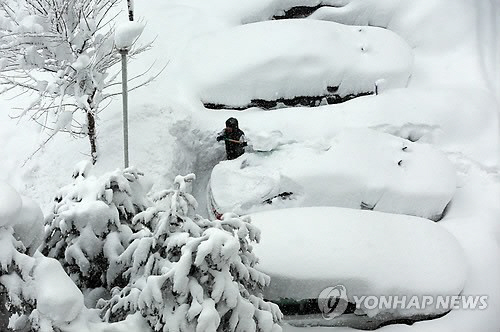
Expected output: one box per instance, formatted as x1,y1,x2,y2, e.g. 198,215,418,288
100,174,283,332
41,162,151,304
0,0,153,164
0,182,85,332
0,224,36,331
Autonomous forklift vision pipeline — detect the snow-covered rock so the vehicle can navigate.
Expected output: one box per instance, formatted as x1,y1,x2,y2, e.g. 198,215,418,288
176,19,412,107
251,206,466,319
209,129,456,220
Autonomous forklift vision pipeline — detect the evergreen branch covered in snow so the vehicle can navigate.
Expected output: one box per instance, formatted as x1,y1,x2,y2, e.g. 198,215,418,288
41,164,151,292
99,174,282,332
0,183,85,331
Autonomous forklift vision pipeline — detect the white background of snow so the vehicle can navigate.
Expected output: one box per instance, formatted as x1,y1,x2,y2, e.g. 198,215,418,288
0,0,498,331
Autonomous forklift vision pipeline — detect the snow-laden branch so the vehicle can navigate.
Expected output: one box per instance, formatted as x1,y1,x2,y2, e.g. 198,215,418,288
0,0,157,165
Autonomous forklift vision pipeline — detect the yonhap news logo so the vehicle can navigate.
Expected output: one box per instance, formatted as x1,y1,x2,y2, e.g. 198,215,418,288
317,285,349,320
317,285,488,319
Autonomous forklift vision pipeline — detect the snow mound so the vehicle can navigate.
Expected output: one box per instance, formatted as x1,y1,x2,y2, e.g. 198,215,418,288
209,128,456,220
251,206,466,318
209,159,281,214
250,130,284,152
33,254,84,323
177,19,413,107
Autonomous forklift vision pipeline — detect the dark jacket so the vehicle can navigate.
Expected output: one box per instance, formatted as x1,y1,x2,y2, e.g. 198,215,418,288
217,128,246,160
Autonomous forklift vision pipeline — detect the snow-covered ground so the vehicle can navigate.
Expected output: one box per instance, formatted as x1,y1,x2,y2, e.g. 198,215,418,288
1,0,500,331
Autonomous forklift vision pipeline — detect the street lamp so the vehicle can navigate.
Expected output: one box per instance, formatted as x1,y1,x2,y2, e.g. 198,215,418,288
114,22,144,168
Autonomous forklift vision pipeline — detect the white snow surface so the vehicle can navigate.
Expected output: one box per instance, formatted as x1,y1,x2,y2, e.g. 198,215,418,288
0,0,499,331
250,206,466,318
210,129,456,220
250,130,285,152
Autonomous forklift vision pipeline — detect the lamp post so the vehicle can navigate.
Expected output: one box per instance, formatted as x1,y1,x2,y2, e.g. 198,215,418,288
115,6,142,169
120,48,129,168
118,0,134,169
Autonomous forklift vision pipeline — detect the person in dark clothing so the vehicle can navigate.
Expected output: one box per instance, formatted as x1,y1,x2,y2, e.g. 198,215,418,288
217,117,247,160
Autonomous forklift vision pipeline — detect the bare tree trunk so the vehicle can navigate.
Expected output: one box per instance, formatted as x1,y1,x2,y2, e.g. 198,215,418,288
87,111,98,164
87,89,98,164
127,0,134,21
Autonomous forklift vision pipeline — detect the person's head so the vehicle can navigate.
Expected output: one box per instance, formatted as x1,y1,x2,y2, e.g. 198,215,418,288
225,117,239,131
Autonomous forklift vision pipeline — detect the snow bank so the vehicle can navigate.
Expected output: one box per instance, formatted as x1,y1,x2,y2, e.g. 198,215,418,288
251,206,466,318
33,254,85,323
251,131,285,152
210,128,456,220
175,19,412,107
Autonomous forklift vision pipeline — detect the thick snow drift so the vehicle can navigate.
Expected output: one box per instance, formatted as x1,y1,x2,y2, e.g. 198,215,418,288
251,206,466,319
176,19,413,107
209,129,456,220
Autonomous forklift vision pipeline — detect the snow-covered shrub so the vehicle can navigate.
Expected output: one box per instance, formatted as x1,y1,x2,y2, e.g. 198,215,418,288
100,174,282,332
0,182,85,331
0,225,36,331
41,163,151,298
